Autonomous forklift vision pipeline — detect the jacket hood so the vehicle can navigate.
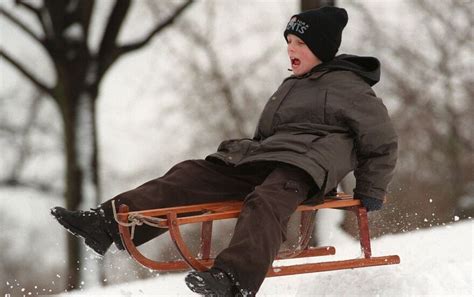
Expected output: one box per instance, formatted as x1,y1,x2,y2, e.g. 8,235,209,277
312,54,381,86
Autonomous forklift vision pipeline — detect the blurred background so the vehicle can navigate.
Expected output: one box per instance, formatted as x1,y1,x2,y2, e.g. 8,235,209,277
0,0,472,295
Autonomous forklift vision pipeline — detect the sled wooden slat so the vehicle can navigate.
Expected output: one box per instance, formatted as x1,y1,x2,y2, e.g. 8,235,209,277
200,221,213,260
276,246,336,259
117,201,244,221
117,193,400,277
167,212,209,272
117,197,361,228
268,255,401,277
117,213,213,271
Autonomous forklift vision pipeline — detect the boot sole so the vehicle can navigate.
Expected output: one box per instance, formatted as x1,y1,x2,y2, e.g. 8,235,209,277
51,207,107,256
185,273,216,296
185,272,233,297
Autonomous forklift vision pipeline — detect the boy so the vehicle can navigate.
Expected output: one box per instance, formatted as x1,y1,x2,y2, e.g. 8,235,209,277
51,6,397,296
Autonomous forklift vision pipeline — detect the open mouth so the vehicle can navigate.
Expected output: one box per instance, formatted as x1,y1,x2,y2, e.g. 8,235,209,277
291,57,301,68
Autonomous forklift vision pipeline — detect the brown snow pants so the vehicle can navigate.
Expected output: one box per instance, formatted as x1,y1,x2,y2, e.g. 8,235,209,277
101,159,316,292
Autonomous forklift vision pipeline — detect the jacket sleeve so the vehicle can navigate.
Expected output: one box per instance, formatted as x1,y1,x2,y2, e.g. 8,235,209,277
342,87,398,201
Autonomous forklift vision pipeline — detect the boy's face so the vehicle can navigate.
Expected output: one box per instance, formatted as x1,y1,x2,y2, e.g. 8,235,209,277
286,34,321,76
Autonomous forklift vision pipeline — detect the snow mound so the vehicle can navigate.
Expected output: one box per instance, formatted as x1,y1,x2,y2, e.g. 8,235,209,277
60,219,473,296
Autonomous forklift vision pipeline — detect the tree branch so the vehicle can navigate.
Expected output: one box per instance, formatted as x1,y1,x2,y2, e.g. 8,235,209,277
118,0,194,54
0,6,44,45
77,0,95,43
15,0,49,38
0,177,62,197
96,0,131,79
172,17,248,137
7,93,43,181
0,49,54,97
15,0,39,15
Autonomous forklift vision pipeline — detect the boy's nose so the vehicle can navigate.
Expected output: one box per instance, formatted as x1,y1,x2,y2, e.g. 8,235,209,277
287,44,295,53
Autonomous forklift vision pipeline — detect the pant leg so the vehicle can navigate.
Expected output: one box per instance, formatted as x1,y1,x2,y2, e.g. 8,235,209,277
212,164,316,293
101,159,274,248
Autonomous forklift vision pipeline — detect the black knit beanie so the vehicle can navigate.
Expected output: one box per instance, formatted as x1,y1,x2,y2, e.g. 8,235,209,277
284,6,348,62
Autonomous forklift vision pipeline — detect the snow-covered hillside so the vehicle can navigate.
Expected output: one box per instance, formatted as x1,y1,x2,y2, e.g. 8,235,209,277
60,219,473,297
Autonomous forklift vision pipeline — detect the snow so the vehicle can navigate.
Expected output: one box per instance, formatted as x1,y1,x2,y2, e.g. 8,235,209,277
1,190,471,297
57,213,473,297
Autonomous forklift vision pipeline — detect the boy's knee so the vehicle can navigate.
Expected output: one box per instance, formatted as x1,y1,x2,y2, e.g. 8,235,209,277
283,179,308,195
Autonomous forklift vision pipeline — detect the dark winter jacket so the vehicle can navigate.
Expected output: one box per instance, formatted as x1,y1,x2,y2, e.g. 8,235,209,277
206,54,398,204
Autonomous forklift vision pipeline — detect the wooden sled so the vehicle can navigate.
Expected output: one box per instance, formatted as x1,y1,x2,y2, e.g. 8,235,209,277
115,193,400,277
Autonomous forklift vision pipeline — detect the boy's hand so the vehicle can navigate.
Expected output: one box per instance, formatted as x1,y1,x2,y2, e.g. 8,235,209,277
355,193,383,211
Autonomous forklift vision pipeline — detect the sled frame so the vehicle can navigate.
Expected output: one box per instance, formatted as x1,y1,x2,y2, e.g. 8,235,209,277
116,193,400,277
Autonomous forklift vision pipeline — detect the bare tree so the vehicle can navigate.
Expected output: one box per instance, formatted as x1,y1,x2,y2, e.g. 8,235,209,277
0,86,64,195
0,0,193,290
154,1,284,154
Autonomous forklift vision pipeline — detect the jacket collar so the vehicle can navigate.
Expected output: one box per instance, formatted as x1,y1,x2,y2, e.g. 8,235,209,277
308,69,329,80
284,69,329,82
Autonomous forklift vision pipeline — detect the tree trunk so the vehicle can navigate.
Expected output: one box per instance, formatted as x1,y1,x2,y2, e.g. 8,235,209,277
1,0,193,290
61,97,82,290
301,0,335,11
59,89,99,290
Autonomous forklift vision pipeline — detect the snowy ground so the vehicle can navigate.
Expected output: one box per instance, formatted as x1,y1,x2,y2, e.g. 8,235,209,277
59,216,473,297
1,190,472,296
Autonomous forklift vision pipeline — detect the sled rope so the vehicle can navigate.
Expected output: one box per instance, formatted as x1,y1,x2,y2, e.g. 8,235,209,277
112,200,169,239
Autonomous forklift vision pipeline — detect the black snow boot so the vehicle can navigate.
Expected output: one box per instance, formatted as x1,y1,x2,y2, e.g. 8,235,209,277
51,206,113,256
185,267,236,297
